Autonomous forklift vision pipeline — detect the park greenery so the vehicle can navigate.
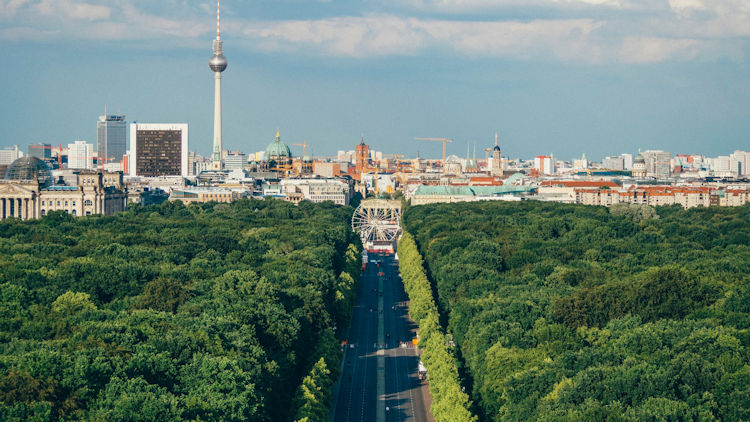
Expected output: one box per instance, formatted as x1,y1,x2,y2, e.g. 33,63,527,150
404,201,750,421
398,233,477,422
0,199,361,422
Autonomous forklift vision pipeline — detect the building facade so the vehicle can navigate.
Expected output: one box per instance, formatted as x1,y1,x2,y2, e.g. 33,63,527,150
1,157,126,220
169,188,242,204
574,185,750,209
491,132,502,177
356,139,370,175
68,140,94,170
642,150,671,178
129,123,189,177
632,154,647,178
98,113,127,165
280,179,352,205
28,143,51,159
0,146,23,165
224,153,247,171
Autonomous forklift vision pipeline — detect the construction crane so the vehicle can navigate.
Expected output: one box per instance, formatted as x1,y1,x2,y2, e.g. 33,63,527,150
292,141,310,158
415,137,453,172
383,154,405,172
34,144,66,169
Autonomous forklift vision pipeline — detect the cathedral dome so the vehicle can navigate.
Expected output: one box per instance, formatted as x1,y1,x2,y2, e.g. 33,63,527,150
4,156,53,186
265,130,292,160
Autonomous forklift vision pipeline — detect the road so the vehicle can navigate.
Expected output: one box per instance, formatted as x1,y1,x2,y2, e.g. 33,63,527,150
332,253,432,422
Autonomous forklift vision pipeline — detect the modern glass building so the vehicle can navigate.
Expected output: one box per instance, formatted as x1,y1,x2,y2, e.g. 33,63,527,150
129,123,189,177
97,114,127,165
28,143,51,159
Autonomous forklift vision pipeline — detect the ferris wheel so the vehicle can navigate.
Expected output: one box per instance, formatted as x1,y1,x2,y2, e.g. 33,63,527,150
351,200,402,244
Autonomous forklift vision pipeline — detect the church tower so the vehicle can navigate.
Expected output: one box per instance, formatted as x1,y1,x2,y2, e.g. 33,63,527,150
491,131,503,177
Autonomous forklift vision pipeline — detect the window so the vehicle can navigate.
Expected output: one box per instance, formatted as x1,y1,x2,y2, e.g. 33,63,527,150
41,210,46,216
72,201,76,206
65,201,68,206
41,201,45,206
72,210,76,216
57,201,60,206
84,200,93,206
86,211,91,216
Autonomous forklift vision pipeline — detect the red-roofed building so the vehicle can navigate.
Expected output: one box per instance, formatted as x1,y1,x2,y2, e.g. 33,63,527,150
468,177,503,186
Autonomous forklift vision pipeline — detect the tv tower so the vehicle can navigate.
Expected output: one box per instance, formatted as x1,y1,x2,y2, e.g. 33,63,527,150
209,0,228,171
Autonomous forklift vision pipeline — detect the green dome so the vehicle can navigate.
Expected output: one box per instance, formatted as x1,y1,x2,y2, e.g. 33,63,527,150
4,156,53,187
265,130,291,160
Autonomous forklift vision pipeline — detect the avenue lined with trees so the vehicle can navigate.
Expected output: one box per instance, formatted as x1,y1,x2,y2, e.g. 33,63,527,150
0,199,360,421
404,201,750,420
398,233,476,422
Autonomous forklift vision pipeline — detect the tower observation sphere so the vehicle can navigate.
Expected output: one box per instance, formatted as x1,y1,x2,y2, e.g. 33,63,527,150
209,40,228,73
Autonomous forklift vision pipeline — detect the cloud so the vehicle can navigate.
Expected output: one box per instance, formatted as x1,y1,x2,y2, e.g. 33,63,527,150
238,14,744,63
387,0,634,13
620,36,707,63
664,0,750,38
0,0,748,64
32,0,110,20
241,15,428,57
0,0,34,18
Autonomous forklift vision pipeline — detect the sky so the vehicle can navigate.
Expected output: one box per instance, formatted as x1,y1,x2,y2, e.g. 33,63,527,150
0,0,749,160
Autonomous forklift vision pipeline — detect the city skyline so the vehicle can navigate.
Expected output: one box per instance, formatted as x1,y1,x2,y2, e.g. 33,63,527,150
1,0,749,160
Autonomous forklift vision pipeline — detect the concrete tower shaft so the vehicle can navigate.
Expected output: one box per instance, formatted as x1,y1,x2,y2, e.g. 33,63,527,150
210,0,226,170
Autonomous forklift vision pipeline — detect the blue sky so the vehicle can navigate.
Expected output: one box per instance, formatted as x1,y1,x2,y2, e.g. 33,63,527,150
0,0,748,160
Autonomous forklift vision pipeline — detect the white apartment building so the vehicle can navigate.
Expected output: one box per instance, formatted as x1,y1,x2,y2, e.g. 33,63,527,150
67,140,94,170
0,145,23,165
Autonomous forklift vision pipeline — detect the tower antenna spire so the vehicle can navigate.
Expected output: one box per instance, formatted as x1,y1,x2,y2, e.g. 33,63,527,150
209,0,228,171
216,0,221,41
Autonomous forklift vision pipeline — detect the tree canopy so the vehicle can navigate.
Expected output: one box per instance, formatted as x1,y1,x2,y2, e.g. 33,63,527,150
404,201,750,421
0,199,360,422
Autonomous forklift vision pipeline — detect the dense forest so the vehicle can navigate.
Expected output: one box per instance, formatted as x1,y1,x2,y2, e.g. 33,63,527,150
0,199,361,421
404,201,750,421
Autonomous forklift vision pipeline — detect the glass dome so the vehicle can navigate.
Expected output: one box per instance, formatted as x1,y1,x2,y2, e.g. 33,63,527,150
4,156,53,186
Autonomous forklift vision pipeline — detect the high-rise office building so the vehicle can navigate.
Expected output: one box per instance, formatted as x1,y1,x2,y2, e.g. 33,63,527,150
129,124,189,177
224,152,247,170
97,113,127,166
731,151,750,177
28,143,51,159
67,140,94,170
535,155,555,175
620,153,633,170
0,146,23,165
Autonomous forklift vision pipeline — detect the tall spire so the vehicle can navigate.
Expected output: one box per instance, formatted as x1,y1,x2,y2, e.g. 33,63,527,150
494,131,499,147
216,0,221,41
210,0,228,171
